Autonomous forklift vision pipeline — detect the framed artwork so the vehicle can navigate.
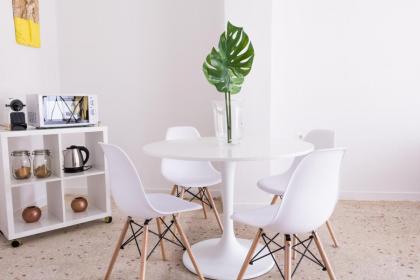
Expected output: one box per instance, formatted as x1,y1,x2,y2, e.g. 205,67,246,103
12,0,40,48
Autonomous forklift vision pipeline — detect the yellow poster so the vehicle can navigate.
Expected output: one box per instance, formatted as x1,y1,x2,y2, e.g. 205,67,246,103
12,0,40,48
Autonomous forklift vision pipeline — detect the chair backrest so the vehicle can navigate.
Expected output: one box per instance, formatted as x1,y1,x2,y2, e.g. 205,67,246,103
269,148,345,234
161,126,217,183
285,129,336,179
303,129,335,150
100,143,158,219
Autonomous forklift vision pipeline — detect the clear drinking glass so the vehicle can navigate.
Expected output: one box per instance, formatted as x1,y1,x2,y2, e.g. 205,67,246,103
212,100,244,144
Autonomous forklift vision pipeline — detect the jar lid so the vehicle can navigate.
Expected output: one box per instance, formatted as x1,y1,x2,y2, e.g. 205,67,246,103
11,150,30,156
33,149,51,155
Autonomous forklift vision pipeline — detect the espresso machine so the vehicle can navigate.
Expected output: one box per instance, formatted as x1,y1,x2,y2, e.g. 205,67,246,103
5,99,27,130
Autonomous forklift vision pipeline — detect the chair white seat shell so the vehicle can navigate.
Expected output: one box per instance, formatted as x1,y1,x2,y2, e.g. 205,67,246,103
147,193,202,216
235,148,345,280
161,127,221,188
161,160,221,188
257,173,289,196
232,204,280,229
257,129,340,247
161,126,224,233
100,143,204,280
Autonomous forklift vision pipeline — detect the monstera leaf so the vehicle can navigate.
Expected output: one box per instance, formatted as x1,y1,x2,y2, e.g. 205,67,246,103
203,22,254,94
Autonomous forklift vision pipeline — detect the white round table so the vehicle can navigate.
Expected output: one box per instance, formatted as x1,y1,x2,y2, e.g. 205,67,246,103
143,137,313,280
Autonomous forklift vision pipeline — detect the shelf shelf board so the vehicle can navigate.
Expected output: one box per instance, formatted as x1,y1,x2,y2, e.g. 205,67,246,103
63,168,105,180
13,208,62,236
0,126,107,138
64,204,108,225
11,174,61,188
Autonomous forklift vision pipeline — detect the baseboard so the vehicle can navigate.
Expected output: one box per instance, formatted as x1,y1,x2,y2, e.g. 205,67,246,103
339,191,420,201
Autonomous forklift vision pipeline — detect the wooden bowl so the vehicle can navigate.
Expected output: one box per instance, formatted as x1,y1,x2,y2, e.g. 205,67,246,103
22,206,42,223
71,197,88,213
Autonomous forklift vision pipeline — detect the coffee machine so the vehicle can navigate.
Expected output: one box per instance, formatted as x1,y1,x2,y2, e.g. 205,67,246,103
3,99,27,130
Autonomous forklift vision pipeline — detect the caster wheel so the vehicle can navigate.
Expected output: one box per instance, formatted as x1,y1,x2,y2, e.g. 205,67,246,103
11,240,21,248
104,216,112,224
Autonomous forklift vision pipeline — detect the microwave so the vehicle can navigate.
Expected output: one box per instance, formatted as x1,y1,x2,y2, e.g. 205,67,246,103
26,94,99,128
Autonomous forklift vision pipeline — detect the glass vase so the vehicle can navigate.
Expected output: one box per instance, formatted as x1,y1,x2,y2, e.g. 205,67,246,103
212,99,244,144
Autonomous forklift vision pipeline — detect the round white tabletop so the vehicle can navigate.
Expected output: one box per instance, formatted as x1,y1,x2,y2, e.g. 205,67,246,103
143,137,313,161
143,137,314,280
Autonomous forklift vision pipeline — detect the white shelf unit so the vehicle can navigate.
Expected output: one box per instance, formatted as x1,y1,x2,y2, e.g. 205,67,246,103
0,126,110,242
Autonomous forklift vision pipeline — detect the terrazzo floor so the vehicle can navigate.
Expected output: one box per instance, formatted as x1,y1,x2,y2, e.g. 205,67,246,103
0,200,419,280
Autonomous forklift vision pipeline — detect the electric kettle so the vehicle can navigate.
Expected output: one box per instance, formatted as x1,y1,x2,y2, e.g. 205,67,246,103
63,145,90,173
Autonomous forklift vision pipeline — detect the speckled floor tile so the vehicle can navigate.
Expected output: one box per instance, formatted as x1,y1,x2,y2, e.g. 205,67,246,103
0,200,419,279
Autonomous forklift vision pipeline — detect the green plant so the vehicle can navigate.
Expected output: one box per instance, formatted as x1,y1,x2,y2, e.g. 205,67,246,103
203,21,254,143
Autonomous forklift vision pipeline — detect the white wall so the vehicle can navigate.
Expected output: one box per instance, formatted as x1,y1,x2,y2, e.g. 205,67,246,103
0,1,61,207
56,0,225,191
271,0,420,200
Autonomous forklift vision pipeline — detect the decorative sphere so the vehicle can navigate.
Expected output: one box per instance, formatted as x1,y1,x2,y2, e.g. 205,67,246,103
71,197,88,212
22,206,41,223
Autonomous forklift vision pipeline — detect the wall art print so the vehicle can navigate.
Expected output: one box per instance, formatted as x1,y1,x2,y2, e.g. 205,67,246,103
12,0,40,48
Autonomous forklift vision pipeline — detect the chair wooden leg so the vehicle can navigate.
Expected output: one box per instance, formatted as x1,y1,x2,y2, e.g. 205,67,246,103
156,218,167,261
173,187,186,237
237,229,263,280
204,187,224,233
170,184,178,196
292,235,296,260
177,187,186,217
200,188,208,219
104,217,131,280
270,195,280,205
284,235,292,280
173,216,204,280
313,231,336,280
139,223,149,280
325,220,339,248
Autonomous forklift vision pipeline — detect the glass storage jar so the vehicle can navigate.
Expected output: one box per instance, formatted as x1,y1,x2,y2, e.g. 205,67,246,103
32,149,52,178
11,150,32,179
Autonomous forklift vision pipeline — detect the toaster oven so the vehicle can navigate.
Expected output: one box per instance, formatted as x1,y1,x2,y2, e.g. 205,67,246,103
26,94,99,128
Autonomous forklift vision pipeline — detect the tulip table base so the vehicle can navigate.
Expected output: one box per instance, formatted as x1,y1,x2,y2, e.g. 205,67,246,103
182,238,274,280
183,162,274,279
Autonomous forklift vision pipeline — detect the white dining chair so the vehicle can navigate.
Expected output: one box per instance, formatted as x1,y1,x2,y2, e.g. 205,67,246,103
257,129,339,248
234,148,345,280
100,143,204,280
161,126,224,233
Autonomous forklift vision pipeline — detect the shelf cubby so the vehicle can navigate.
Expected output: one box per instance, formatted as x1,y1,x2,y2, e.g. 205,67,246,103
63,173,108,223
60,130,106,173
12,181,64,238
8,133,63,183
